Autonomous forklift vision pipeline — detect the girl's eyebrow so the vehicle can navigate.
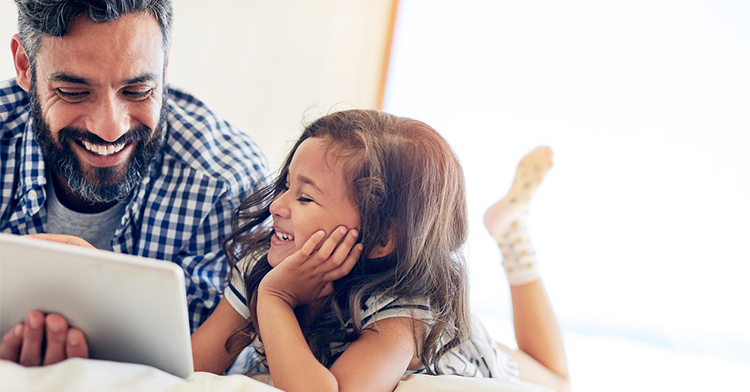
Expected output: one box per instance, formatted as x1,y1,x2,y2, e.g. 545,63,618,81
296,174,323,195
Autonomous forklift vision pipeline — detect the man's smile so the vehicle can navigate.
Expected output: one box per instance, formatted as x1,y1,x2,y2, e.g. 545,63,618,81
70,138,135,168
81,140,127,156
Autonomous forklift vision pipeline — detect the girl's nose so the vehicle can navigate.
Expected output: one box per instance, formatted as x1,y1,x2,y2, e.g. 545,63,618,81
269,191,290,218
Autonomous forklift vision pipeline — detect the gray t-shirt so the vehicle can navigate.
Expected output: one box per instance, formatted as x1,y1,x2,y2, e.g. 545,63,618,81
44,181,128,250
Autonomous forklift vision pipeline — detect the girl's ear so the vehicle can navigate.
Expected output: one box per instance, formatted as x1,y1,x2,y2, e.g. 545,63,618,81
368,226,396,259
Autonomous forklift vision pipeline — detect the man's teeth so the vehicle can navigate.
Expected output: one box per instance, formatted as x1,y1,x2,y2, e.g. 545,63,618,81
275,231,294,241
82,140,126,156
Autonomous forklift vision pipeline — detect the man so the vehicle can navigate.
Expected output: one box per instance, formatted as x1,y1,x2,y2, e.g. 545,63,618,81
0,0,268,365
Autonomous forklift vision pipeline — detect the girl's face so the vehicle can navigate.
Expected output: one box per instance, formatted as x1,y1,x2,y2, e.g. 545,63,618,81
267,137,360,267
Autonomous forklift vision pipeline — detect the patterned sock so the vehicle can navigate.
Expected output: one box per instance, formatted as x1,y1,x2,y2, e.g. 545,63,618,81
483,146,553,286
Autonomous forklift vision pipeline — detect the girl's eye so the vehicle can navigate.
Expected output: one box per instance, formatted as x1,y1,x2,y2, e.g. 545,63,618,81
55,89,89,101
297,196,313,204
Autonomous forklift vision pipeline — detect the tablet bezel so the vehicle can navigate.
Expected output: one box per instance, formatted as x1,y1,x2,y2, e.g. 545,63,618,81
0,234,194,378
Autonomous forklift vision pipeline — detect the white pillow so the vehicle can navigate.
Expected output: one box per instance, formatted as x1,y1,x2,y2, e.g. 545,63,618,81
395,374,552,392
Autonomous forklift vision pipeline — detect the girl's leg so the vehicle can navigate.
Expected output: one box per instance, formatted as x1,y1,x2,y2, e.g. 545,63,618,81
484,147,569,389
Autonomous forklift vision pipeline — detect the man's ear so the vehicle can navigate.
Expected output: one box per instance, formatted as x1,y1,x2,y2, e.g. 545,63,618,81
11,34,32,92
163,43,171,86
368,226,396,259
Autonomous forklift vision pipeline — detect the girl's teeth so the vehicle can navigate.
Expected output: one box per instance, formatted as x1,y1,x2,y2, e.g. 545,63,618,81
276,232,294,241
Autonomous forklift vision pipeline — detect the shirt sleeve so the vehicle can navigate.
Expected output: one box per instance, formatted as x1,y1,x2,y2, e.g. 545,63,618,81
224,256,255,319
177,190,238,331
178,158,270,331
360,295,432,329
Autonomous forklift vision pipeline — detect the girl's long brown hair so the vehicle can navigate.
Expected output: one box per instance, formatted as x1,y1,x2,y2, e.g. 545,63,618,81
224,109,470,373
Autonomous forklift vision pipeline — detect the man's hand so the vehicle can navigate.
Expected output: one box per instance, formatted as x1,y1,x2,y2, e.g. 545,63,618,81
26,234,96,249
0,311,89,366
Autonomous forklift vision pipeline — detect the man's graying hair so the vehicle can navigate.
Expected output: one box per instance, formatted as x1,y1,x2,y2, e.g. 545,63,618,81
14,0,172,68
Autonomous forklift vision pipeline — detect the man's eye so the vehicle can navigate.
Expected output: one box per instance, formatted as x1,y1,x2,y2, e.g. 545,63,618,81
123,88,153,100
55,89,89,100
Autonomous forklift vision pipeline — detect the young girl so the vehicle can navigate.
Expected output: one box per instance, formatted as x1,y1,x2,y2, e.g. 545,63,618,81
191,110,569,391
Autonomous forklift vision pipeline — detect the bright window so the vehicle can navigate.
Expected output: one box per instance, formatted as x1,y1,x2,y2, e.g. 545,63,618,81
384,1,750,390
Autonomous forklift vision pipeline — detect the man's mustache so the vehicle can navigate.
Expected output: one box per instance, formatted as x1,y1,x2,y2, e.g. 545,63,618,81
57,125,152,146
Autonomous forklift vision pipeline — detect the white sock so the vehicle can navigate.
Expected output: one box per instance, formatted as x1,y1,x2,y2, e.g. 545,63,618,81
483,146,553,286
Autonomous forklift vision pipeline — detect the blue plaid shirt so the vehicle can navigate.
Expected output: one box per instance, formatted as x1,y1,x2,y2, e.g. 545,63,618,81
0,78,269,331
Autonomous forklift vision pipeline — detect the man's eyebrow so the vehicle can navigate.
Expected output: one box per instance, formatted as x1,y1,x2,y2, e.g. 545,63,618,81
124,73,159,85
48,72,91,85
297,174,323,195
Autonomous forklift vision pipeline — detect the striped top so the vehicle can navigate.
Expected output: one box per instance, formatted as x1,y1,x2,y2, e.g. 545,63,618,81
226,258,522,381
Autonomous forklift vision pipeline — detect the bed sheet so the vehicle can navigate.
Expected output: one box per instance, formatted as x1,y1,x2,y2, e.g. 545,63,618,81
0,358,549,392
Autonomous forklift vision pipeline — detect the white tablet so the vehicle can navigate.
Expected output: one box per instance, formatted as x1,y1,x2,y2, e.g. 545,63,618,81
0,234,194,379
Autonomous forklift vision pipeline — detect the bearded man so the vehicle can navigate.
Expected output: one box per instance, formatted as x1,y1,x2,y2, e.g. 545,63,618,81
0,0,268,365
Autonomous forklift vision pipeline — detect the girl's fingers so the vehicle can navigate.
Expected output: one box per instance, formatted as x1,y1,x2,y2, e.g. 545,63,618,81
312,226,349,266
288,230,326,263
318,229,359,273
317,282,334,299
324,243,363,281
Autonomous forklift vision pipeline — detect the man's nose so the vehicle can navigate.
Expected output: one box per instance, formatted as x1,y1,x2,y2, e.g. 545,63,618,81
86,94,130,142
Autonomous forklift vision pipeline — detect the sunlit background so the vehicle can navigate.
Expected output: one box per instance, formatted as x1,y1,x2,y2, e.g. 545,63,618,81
385,0,750,390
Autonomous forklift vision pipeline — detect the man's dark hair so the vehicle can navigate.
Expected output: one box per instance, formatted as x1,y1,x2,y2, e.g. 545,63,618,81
15,0,172,68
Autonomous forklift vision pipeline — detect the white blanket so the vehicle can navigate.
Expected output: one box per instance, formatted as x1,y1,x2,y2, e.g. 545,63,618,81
0,359,548,392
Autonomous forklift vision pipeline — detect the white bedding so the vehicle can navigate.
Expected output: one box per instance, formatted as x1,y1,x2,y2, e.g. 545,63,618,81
0,358,549,392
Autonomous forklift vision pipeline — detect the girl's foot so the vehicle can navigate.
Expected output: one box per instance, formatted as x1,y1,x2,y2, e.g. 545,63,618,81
483,146,553,285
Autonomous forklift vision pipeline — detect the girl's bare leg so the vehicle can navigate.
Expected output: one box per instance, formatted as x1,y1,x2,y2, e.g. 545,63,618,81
484,147,569,390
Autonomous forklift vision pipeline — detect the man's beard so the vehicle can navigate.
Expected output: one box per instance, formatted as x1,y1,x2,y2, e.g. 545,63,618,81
29,88,166,204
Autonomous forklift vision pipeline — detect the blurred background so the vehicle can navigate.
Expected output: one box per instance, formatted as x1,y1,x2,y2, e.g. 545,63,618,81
1,1,748,390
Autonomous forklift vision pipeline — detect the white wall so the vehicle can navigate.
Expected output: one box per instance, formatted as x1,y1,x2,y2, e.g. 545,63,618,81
0,6,17,76
385,0,750,390
0,1,394,170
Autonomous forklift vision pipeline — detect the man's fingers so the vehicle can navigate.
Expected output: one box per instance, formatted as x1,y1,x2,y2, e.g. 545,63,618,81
26,234,96,249
318,229,359,273
43,314,69,365
66,329,88,359
324,243,363,281
0,323,25,362
313,226,349,265
19,311,44,366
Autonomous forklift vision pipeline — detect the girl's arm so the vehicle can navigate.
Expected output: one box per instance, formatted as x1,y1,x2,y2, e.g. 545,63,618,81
258,294,418,392
259,226,419,392
329,317,421,391
256,293,338,391
191,297,247,374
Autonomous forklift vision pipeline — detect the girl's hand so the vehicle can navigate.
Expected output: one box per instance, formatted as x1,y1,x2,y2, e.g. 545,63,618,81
259,226,363,308
26,234,96,249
